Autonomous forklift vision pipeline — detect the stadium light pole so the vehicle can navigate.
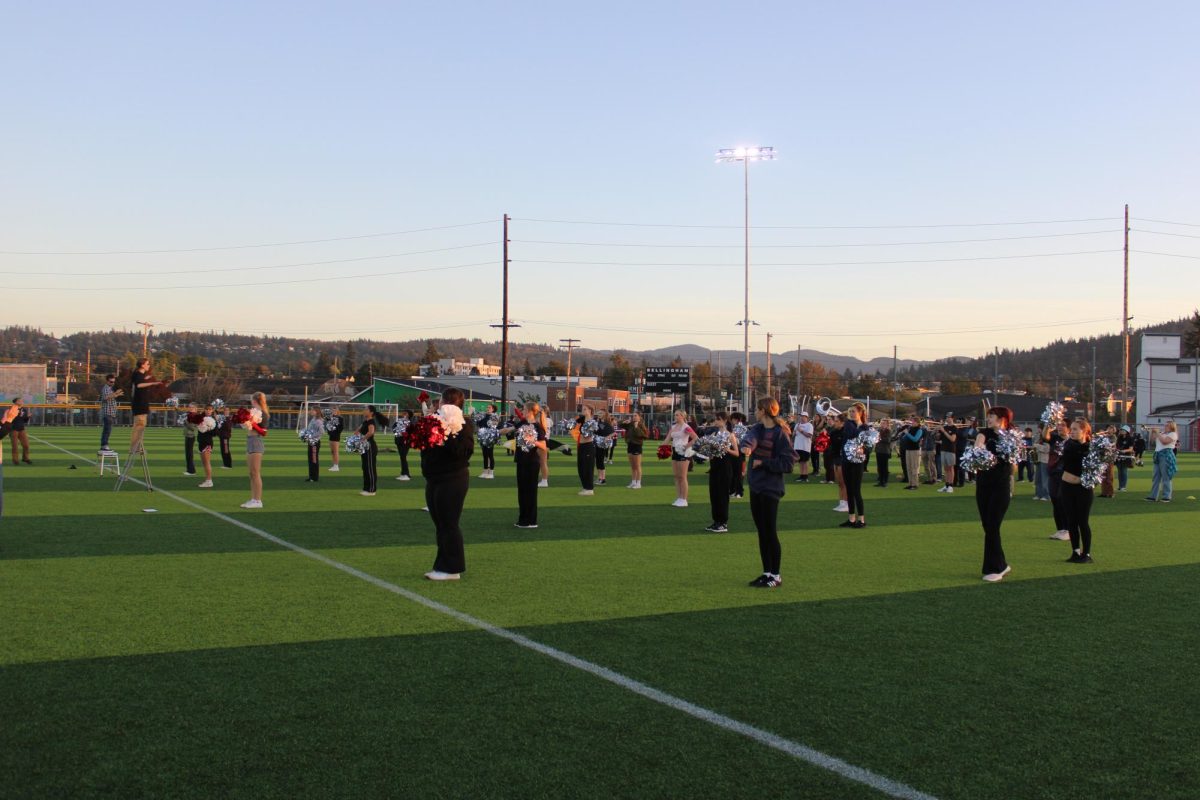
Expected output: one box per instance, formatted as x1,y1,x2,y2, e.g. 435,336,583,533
716,145,775,412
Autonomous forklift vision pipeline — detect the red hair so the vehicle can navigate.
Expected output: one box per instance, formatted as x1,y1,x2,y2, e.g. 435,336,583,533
988,406,1013,429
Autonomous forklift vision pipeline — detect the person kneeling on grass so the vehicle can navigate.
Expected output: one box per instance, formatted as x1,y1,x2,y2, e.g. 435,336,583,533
741,398,796,589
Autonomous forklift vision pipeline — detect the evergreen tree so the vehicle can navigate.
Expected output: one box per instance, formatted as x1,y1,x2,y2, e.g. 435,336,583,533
344,342,357,378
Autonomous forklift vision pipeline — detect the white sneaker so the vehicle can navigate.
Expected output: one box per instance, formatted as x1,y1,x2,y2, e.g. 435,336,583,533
183,471,196,476
421,506,429,512
329,464,340,472
945,486,954,494
833,501,848,512
627,482,637,489
396,475,410,481
982,566,1012,583
633,481,642,489
1050,530,1071,541
672,498,688,507
361,491,376,496
537,479,549,488
424,570,460,581
239,499,263,509
937,485,948,493
578,489,594,496
198,480,213,488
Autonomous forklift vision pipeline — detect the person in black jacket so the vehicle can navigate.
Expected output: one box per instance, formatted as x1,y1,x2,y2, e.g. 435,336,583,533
741,398,797,588
325,408,343,472
358,405,385,496
1060,419,1096,564
974,406,1018,582
394,409,414,481
422,388,476,581
501,401,546,528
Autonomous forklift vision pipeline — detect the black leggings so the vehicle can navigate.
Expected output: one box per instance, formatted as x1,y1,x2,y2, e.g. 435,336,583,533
708,457,733,525
308,442,320,481
361,442,378,492
876,453,890,485
594,444,609,472
729,454,746,496
395,437,410,477
219,437,233,468
482,445,495,471
577,442,595,490
975,481,1011,575
750,491,781,575
843,462,865,516
515,456,539,525
1048,472,1068,531
426,469,469,574
1061,482,1094,555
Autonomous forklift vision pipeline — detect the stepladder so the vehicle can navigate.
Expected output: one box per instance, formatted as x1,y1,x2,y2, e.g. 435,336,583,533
115,445,153,492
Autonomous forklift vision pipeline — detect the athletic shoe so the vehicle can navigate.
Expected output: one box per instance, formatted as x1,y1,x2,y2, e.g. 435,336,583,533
833,501,848,512
239,499,262,509
627,482,637,489
183,471,196,476
329,465,340,472
904,486,918,491
1066,552,1086,563
361,491,376,496
748,573,770,587
937,485,948,493
537,480,549,488
1144,497,1157,502
672,498,688,507
220,466,232,470
632,481,642,489
838,520,855,528
709,524,729,533
944,486,954,494
578,489,594,496
514,523,539,529
424,571,460,581
1077,554,1095,563
596,478,606,485
757,574,782,588
396,475,410,481
1118,487,1127,492
421,506,429,512
198,480,213,488
852,520,866,529
1050,531,1071,541
982,566,1012,583
22,459,32,464
1161,499,1173,504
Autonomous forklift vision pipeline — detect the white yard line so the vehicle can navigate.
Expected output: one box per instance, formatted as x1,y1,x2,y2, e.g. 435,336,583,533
35,435,941,800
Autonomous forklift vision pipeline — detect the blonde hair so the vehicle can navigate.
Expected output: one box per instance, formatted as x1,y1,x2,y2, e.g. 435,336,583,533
1165,420,1178,433
251,391,270,417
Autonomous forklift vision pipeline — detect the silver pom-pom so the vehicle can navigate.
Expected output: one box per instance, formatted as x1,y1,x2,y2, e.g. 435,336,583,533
392,418,410,437
959,446,996,472
344,434,370,455
1040,401,1065,428
299,429,322,446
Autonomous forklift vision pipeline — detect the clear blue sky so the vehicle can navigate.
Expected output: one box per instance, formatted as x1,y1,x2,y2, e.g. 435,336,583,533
2,1,1197,360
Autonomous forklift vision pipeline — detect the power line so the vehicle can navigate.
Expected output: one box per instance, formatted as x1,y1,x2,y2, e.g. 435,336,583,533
516,249,1120,269
1131,217,1200,228
3,260,494,292
1132,250,1200,261
0,220,496,256
0,242,497,277
512,230,1120,249
1131,228,1200,240
513,216,1122,230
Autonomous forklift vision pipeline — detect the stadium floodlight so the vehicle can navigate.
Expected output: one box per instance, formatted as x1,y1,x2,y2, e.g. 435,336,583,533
716,145,776,412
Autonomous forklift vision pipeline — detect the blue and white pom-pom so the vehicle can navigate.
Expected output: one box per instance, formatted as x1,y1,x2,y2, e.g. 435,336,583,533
344,433,370,455
994,428,1026,463
299,428,322,446
1040,401,1065,428
693,431,730,461
594,433,613,450
165,397,179,408
392,418,410,437
580,418,599,437
212,398,225,411
516,424,540,452
477,426,502,447
960,446,997,473
559,418,576,433
324,418,341,433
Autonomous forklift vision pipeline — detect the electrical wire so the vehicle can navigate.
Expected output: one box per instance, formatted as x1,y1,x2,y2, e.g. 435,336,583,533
1131,250,1200,261
516,249,1121,268
3,260,494,292
1132,217,1200,229
513,216,1122,230
512,230,1120,249
0,220,497,256
1131,228,1200,240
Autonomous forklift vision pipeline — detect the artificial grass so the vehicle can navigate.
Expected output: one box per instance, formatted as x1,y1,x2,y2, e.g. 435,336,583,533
1,427,1196,799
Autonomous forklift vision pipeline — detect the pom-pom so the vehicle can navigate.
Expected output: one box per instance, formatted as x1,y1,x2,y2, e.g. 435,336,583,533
579,418,599,438
392,418,410,437
994,428,1026,463
477,426,502,447
560,418,576,433
959,446,996,472
404,415,447,450
299,428,322,446
692,431,732,460
165,397,180,408
1040,401,1065,428
437,405,465,437
186,411,206,425
324,418,341,433
1081,435,1117,488
842,428,879,464
813,430,830,453
656,443,674,460
344,433,370,454
211,398,225,411
231,407,268,437
516,423,540,452
417,391,430,404
197,416,216,433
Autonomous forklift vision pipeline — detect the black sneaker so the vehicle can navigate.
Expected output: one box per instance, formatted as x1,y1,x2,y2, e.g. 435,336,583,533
759,574,782,588
596,479,606,485
705,524,728,533
838,520,855,528
852,520,866,529
748,573,770,587
1066,552,1086,563
1078,554,1094,563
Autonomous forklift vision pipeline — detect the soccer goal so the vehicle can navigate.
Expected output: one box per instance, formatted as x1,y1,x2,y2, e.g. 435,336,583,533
297,400,401,433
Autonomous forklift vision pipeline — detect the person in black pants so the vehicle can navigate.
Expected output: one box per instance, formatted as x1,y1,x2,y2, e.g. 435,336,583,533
974,406,1017,582
1043,419,1071,540
358,405,386,496
302,406,324,482
575,405,597,496
839,402,867,528
874,419,893,487
728,411,748,498
477,403,498,479
394,409,413,481
742,398,796,588
594,409,616,485
325,409,343,472
704,412,739,532
422,389,475,581
1060,419,1096,564
503,401,545,528
216,411,234,469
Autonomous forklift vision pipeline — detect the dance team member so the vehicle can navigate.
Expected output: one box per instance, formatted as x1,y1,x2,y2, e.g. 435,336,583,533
874,419,893,487
574,404,598,496
217,409,234,469
704,412,740,532
303,406,324,482
478,403,498,479
825,410,848,511
358,405,386,496
625,411,648,489
240,392,269,509
394,409,413,481
839,402,867,529
742,398,796,588
1043,418,1071,540
422,388,475,581
182,402,199,476
728,411,748,498
502,400,545,529
662,409,697,507
593,408,615,485
197,403,216,488
1060,418,1097,563
974,406,1017,582
326,408,343,472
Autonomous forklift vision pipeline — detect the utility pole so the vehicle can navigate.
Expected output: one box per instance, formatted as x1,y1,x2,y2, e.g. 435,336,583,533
765,332,773,399
892,345,898,417
85,349,91,384
994,347,999,397
796,344,802,400
64,359,73,402
560,338,581,412
489,215,520,414
1091,346,1097,421
136,321,153,359
1122,203,1130,425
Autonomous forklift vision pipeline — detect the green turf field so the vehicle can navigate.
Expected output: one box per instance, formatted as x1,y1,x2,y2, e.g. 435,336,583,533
2,427,1197,799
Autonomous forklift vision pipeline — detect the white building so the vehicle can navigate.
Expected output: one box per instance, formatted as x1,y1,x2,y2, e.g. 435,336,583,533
1135,332,1199,450
419,357,502,377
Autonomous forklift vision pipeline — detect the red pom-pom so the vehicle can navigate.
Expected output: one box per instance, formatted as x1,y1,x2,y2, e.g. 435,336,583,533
656,443,674,460
186,411,206,425
404,415,446,450
417,391,430,404
813,431,830,453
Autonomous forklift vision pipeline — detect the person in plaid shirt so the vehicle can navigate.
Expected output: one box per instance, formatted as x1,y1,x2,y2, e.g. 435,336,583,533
99,374,122,454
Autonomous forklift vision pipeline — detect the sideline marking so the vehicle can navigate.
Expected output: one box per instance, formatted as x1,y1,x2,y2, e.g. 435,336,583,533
35,435,940,800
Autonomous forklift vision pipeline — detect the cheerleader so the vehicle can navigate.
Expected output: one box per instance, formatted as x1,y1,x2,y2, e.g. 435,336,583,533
704,412,741,532
625,411,648,489
741,398,796,588
662,409,698,507
974,406,1017,581
825,410,849,510
216,409,234,469
197,404,216,488
1061,418,1096,563
594,408,616,485
839,402,867,528
501,401,546,528
240,392,269,509
358,405,387,496
1043,418,1071,540
477,403,499,479
394,409,413,481
302,406,324,482
422,388,476,581
574,404,598,496
182,402,199,476
326,408,343,472
727,411,748,498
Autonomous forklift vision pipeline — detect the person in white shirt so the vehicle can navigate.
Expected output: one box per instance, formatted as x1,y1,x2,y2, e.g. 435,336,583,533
1146,420,1179,503
792,412,814,483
